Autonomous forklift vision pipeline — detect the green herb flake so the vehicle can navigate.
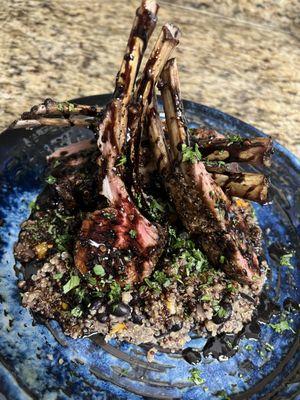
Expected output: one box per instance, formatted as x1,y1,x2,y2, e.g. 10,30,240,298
226,282,237,293
144,278,161,294
228,134,244,144
135,194,142,209
124,283,132,291
102,212,115,219
70,306,83,318
119,368,130,377
182,143,202,163
149,198,165,219
201,294,212,302
93,264,105,277
109,281,121,302
63,275,80,294
55,234,71,252
280,253,294,269
244,344,253,351
129,229,137,239
87,276,97,286
116,155,127,167
29,200,39,211
219,255,226,264
57,102,64,112
46,175,57,185
270,319,295,334
215,306,227,318
188,368,205,386
265,342,274,352
53,159,61,168
53,272,63,281
75,287,86,301
67,102,75,112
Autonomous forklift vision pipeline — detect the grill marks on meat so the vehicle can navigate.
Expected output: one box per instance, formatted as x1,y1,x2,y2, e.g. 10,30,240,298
150,58,265,285
193,136,273,167
75,167,165,284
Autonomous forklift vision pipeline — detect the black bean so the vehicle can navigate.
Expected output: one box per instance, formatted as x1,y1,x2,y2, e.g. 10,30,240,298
110,302,131,317
91,300,103,310
97,313,109,323
182,348,202,365
129,292,140,306
131,312,143,325
212,301,232,324
170,321,183,332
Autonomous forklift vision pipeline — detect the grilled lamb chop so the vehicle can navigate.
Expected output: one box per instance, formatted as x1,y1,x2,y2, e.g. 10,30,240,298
148,58,266,286
74,13,180,285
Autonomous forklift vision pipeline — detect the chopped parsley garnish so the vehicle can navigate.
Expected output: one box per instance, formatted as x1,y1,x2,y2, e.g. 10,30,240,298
93,265,105,277
29,200,39,211
214,306,227,318
135,193,142,209
46,175,57,185
57,101,75,113
149,198,165,219
244,344,253,351
269,319,295,334
102,212,115,219
280,253,294,269
116,155,127,167
228,134,244,144
53,159,61,168
188,368,205,385
87,276,97,286
109,281,121,302
75,287,86,301
201,294,212,302
119,368,130,377
55,234,71,252
153,271,171,287
63,275,80,294
129,229,137,239
144,278,162,294
219,255,226,264
53,272,63,281
71,306,83,318
180,248,209,275
182,143,202,163
205,160,226,167
124,283,132,291
226,282,237,293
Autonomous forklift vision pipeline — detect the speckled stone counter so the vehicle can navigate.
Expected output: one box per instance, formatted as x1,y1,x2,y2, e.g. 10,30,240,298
1,0,299,157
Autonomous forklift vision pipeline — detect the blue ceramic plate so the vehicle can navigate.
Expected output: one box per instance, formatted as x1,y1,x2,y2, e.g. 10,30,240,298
0,95,299,400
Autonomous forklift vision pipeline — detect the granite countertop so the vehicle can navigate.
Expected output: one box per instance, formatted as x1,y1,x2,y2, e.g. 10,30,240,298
1,0,299,157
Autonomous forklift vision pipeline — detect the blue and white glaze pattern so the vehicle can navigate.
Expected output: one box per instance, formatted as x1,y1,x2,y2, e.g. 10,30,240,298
0,95,299,400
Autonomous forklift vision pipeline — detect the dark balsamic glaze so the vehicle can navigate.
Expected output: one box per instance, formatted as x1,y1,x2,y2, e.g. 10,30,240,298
182,291,281,364
182,348,202,365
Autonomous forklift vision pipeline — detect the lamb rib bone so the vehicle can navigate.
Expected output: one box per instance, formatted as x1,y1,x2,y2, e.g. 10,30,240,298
10,100,102,129
10,0,158,131
157,58,264,286
74,1,168,285
128,23,181,202
10,116,97,130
